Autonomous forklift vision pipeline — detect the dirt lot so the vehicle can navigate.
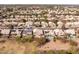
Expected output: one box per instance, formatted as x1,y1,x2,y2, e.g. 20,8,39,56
37,40,71,51
0,38,38,54
0,38,78,54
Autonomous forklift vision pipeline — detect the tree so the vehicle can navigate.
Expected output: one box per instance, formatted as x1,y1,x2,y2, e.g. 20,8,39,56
34,37,46,46
0,30,2,38
20,19,26,38
22,19,26,23
8,25,14,38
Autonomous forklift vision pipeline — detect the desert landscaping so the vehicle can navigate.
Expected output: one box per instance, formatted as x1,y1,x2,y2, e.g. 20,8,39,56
0,5,79,53
0,37,78,54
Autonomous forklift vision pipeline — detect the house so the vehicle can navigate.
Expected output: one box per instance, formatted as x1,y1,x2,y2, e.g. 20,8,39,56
57,21,64,28
44,30,55,40
1,29,10,35
23,28,33,36
64,29,76,40
65,21,79,28
25,21,33,28
65,22,74,28
15,29,21,36
65,15,74,20
9,29,18,37
41,21,48,28
34,21,41,27
48,22,56,28
33,28,43,38
73,22,79,28
15,15,20,19
53,29,65,37
0,5,79,39
76,28,79,38
18,23,25,29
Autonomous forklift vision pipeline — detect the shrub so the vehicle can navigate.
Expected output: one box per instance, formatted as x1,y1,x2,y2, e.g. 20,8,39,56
66,47,79,54
40,50,68,54
53,36,60,42
34,37,46,46
15,36,21,42
53,39,56,42
0,33,2,38
16,36,33,43
69,40,78,46
39,49,79,54
60,39,69,43
53,36,68,43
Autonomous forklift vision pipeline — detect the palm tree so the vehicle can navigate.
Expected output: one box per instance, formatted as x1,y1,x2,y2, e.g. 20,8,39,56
0,30,2,38
22,19,26,23
20,19,26,38
32,30,34,39
20,29,24,38
8,25,14,38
